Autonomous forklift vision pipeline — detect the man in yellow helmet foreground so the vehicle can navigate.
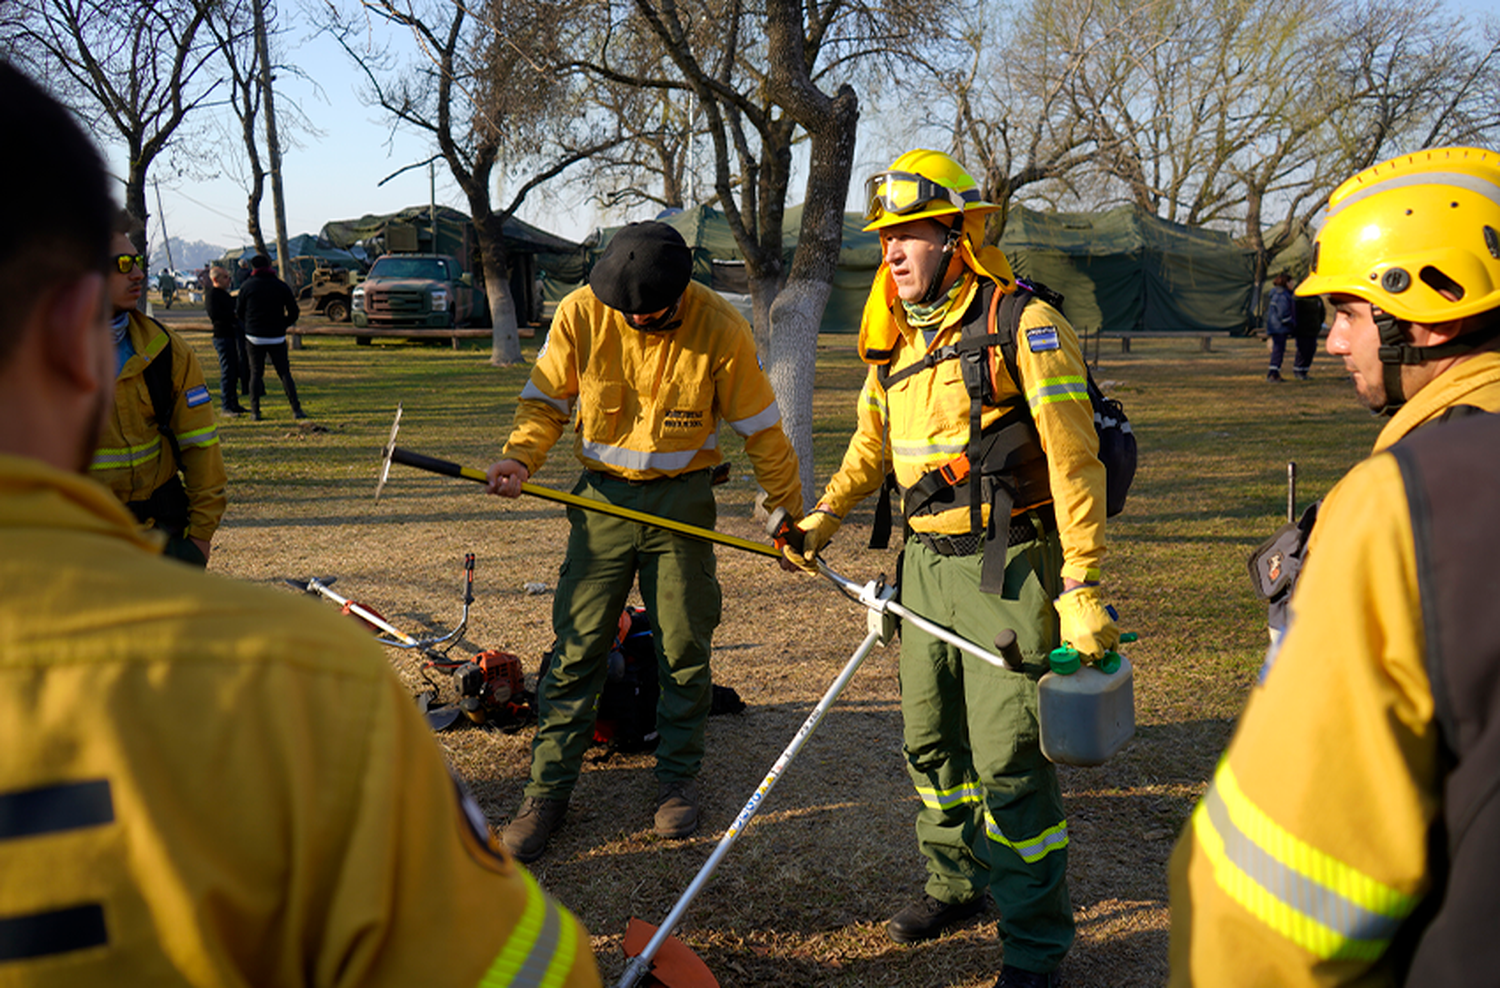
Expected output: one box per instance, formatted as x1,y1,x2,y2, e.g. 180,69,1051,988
783,149,1119,987
1170,148,1500,984
0,63,601,988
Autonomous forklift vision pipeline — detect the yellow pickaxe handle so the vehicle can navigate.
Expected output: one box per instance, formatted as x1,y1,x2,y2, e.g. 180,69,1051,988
381,446,783,559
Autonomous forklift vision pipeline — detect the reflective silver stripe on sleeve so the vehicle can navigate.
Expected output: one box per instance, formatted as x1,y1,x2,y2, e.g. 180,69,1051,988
1202,778,1404,944
727,400,782,437
519,380,573,416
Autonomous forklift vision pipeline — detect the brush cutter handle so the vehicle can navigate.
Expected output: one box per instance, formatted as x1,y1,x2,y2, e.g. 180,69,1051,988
764,506,805,554
389,447,490,485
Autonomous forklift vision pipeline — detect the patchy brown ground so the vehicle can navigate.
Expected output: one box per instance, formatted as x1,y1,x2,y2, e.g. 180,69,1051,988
183,325,1381,988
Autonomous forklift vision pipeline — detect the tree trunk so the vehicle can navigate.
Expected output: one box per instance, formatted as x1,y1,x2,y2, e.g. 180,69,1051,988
766,86,859,510
473,208,524,365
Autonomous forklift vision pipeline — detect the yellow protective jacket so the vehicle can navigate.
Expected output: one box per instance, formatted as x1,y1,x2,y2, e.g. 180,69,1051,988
503,280,803,516
0,454,601,988
818,249,1106,583
89,311,228,541
1371,348,1500,454
1169,450,1437,986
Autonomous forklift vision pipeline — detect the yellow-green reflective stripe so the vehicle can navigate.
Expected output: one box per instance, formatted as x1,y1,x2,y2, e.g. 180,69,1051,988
477,869,576,987
142,333,169,359
177,424,220,449
915,782,984,810
1025,376,1087,410
1195,761,1418,961
89,437,162,470
984,811,1068,863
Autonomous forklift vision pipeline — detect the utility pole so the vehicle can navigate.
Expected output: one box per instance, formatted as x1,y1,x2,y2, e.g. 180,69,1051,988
254,0,298,347
152,179,176,271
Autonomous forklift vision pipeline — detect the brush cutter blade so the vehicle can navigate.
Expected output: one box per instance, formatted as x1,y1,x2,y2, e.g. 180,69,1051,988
622,919,719,988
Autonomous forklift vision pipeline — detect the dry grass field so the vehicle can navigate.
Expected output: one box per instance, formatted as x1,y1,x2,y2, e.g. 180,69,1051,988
164,314,1383,988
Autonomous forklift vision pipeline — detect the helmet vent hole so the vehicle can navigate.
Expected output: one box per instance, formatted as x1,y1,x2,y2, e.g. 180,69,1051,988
1420,266,1465,301
1485,225,1500,260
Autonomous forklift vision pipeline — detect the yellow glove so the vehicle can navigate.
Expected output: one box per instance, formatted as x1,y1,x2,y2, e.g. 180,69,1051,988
782,508,841,574
1054,585,1120,659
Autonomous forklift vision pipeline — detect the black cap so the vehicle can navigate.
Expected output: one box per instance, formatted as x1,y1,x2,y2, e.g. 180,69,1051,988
589,221,693,314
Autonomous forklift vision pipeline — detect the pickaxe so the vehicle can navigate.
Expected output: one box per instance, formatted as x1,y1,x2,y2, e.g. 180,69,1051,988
375,405,796,558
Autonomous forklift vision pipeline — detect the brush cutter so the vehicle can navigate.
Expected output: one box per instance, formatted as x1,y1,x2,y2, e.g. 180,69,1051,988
375,405,794,560
615,532,1019,988
286,556,527,730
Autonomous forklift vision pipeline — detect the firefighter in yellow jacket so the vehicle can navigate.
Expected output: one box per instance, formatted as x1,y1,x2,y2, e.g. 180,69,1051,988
486,221,803,862
90,214,227,566
0,62,601,988
1170,147,1500,984
783,150,1118,988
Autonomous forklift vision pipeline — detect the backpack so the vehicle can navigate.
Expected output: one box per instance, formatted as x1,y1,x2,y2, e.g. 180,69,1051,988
538,606,745,755
872,278,1137,587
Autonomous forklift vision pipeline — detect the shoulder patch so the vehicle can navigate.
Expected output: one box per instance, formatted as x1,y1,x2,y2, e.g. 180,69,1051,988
185,385,211,408
1025,326,1060,352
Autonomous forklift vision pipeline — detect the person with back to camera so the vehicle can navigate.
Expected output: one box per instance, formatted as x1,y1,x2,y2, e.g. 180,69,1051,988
782,149,1120,988
1170,146,1500,986
205,265,249,416
485,220,803,863
1291,280,1324,380
236,253,307,421
1265,272,1295,382
0,60,602,988
90,210,226,568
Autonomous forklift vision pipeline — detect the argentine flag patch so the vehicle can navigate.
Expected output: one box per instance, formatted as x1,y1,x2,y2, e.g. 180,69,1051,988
1025,326,1060,352
185,385,211,408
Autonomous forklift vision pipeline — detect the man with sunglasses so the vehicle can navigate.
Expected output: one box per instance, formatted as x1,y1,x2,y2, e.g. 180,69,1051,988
783,150,1116,988
485,221,803,862
91,216,227,567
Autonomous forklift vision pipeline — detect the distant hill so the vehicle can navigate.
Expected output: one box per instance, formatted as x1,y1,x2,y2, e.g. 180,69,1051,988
151,237,228,273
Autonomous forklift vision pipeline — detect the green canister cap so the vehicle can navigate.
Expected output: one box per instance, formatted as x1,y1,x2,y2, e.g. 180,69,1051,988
1098,651,1122,675
1048,645,1081,675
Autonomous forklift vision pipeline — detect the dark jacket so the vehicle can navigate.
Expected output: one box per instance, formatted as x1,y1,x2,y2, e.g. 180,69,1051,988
235,270,299,343
205,286,239,340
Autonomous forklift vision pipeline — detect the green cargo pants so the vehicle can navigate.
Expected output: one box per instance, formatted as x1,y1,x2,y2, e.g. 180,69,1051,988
899,526,1074,972
525,469,722,799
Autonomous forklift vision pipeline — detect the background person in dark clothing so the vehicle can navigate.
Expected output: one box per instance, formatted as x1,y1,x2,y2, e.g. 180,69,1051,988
235,254,306,421
1292,288,1324,380
206,266,248,415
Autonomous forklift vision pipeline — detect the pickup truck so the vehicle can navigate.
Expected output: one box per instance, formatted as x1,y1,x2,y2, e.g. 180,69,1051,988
351,253,487,340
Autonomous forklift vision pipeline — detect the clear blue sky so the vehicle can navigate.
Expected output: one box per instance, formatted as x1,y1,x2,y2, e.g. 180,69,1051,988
119,0,1500,256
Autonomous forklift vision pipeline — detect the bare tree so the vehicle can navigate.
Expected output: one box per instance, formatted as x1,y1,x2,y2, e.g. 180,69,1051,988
329,0,627,365
569,0,943,502
8,0,224,253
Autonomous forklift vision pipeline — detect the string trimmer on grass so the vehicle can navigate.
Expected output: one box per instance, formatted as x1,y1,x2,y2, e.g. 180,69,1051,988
286,554,531,731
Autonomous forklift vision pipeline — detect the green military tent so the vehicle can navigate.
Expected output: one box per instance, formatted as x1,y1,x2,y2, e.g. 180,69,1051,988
537,202,1258,336
1000,205,1257,336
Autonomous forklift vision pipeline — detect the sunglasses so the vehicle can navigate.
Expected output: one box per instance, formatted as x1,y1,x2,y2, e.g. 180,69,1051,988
111,254,146,275
864,170,981,222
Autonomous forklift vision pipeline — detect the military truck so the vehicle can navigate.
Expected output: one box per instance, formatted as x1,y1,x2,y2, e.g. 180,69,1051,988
297,262,361,323
350,253,487,342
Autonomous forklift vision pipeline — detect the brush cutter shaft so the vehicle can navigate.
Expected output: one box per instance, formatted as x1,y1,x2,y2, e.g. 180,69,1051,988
817,562,1018,672
385,447,781,559
616,623,886,988
303,578,420,646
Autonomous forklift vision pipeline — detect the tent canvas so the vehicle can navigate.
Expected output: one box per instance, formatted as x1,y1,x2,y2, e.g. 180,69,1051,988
535,202,1258,336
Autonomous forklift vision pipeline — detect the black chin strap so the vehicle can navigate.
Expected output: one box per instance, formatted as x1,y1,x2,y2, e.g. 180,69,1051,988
918,218,965,305
1374,308,1500,415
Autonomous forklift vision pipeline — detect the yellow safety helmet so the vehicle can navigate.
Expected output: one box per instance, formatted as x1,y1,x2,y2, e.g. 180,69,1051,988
862,149,1001,233
1297,146,1500,324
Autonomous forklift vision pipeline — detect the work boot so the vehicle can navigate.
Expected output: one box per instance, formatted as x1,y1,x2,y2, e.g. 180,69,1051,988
886,893,986,944
993,966,1060,988
501,796,568,863
1266,369,1283,382
654,780,699,838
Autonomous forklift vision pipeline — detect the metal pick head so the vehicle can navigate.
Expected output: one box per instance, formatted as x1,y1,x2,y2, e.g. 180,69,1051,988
375,403,403,501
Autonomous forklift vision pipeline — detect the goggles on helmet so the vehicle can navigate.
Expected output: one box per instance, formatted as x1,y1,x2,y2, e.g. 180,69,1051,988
863,170,982,223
